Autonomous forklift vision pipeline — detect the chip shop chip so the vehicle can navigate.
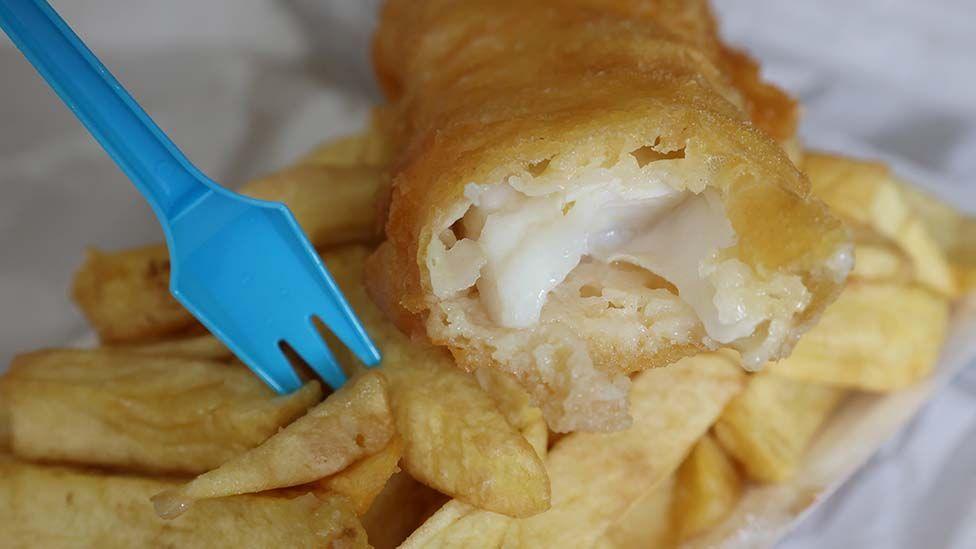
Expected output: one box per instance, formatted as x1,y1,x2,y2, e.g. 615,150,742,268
2,349,321,475
402,354,745,548
313,435,404,516
714,374,846,483
599,475,676,549
671,434,742,541
0,457,369,548
361,471,448,549
325,245,552,518
113,333,233,361
152,371,394,517
804,152,957,297
71,135,388,344
770,282,949,391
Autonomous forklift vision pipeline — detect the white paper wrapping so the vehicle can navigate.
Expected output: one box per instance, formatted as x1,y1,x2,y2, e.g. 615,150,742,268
0,1,973,547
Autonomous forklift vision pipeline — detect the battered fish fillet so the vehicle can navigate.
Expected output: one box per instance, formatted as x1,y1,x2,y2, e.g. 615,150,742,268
368,0,852,432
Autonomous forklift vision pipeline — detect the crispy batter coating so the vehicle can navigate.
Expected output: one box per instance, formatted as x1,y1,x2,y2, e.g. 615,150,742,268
370,0,850,431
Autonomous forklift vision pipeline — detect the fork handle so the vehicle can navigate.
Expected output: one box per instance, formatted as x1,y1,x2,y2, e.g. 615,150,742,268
0,0,211,220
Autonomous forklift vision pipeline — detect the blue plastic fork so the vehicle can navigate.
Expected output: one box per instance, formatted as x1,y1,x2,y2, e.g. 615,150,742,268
0,0,381,392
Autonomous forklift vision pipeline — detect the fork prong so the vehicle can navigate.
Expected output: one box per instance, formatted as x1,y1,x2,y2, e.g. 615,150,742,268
241,345,303,394
314,266,382,366
287,318,348,390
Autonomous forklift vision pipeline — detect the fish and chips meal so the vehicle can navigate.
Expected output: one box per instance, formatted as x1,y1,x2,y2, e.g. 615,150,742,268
1,0,972,547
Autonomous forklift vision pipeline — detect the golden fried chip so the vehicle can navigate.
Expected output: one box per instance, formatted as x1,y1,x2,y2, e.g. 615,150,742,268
850,241,913,284
950,217,976,293
891,180,975,293
671,434,742,541
72,162,386,344
770,282,950,390
0,457,368,548
71,245,196,343
314,435,404,516
474,368,548,459
893,176,965,250
326,245,551,518
598,475,675,549
2,349,320,474
239,164,385,247
113,334,232,361
402,354,744,548
152,371,394,517
714,374,845,483
299,120,394,167
362,472,448,549
300,134,377,166
514,356,742,546
383,357,550,518
804,152,956,296
0,392,9,452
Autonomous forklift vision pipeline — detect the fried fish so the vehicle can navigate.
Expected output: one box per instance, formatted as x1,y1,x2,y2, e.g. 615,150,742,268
368,0,851,431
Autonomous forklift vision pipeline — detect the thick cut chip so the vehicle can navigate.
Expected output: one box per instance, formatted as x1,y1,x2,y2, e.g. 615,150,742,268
239,164,385,247
313,435,404,516
326,245,550,518
598,475,676,549
769,282,949,390
714,374,845,483
301,133,378,166
362,472,448,549
300,119,395,167
0,392,9,452
804,152,956,296
949,217,976,293
514,355,743,546
0,457,368,548
475,367,548,459
72,160,386,344
2,349,320,474
671,434,742,541
892,178,976,293
113,334,232,361
381,358,549,518
850,240,913,284
71,245,196,343
402,354,744,548
152,371,394,517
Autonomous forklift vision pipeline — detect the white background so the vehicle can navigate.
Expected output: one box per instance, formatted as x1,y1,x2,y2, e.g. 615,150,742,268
0,1,973,547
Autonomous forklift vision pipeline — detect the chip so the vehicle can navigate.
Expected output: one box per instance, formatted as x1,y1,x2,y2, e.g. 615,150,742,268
950,217,976,293
152,371,394,518
238,164,385,247
770,282,949,390
804,152,957,296
299,109,394,167
0,393,9,452
671,434,742,541
313,435,404,516
113,334,232,361
2,349,320,474
474,367,548,459
714,374,845,483
598,475,675,549
72,140,387,344
71,245,197,343
0,457,369,548
362,472,448,549
402,354,745,547
325,245,551,518
848,234,913,284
